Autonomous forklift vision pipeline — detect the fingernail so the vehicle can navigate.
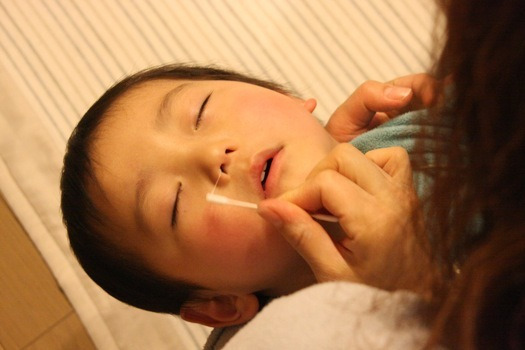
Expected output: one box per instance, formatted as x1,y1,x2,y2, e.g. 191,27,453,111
258,206,283,228
385,86,411,100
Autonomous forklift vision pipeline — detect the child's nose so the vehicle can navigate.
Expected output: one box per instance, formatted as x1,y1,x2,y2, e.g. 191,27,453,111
195,140,236,181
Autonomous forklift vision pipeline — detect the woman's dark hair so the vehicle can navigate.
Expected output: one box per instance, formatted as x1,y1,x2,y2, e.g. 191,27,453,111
60,64,288,314
424,1,525,348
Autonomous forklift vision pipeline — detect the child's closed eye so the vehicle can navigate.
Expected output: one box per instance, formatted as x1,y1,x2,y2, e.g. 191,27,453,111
171,184,182,228
195,92,212,130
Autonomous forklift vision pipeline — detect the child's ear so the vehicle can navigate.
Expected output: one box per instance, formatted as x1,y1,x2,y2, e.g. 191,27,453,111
180,294,259,327
302,98,317,113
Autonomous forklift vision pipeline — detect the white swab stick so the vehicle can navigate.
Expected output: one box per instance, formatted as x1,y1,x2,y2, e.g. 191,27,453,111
206,193,338,222
310,213,339,223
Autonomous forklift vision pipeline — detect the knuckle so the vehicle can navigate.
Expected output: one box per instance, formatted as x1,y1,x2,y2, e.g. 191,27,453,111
331,143,354,158
390,146,410,162
358,80,379,95
413,72,432,81
333,142,351,152
314,169,340,185
286,222,312,250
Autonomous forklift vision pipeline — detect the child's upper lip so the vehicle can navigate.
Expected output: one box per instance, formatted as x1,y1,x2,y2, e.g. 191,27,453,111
250,146,283,198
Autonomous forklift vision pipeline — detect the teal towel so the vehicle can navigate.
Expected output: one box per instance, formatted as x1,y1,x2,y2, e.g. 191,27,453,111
351,110,434,154
350,110,450,198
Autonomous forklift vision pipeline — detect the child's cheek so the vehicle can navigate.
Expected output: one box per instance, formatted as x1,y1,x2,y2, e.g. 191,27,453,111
200,206,261,254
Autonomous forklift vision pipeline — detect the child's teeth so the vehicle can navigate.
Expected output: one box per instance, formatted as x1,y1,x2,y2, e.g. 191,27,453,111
260,162,267,182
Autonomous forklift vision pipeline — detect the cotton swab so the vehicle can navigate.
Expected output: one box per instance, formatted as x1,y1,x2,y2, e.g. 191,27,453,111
206,192,338,223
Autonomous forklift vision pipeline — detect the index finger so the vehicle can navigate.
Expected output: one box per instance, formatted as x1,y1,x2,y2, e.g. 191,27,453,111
307,143,388,195
258,198,354,282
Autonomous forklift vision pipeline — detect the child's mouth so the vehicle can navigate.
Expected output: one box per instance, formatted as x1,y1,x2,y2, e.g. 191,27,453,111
251,146,283,198
260,158,273,190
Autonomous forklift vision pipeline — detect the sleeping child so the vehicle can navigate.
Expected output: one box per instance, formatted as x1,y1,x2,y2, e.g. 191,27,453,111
60,64,438,327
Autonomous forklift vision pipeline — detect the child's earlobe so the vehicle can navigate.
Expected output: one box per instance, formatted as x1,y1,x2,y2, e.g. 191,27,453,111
302,98,317,113
180,294,259,327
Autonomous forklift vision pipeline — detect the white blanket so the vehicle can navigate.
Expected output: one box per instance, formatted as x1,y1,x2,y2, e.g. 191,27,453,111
205,282,430,350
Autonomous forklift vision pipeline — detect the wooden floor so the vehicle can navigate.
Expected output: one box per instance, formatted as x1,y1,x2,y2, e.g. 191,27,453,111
0,194,96,350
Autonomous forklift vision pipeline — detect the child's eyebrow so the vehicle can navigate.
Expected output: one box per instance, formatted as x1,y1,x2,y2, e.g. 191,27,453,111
155,82,191,129
134,173,150,233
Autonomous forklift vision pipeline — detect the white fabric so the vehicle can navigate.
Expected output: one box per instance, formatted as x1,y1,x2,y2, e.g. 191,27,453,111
222,282,430,350
0,1,438,348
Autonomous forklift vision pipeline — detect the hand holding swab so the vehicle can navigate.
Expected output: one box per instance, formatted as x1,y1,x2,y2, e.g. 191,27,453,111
206,193,338,223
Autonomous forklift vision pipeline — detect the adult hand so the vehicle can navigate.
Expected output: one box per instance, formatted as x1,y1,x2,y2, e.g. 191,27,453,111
258,144,432,295
326,73,439,142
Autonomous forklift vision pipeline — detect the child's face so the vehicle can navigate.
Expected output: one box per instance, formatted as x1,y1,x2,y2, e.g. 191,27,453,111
90,79,338,297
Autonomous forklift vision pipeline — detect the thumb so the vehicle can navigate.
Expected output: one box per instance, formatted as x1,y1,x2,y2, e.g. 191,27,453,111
258,198,351,282
326,82,412,141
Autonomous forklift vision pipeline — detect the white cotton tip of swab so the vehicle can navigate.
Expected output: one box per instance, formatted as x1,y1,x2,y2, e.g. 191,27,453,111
206,193,258,209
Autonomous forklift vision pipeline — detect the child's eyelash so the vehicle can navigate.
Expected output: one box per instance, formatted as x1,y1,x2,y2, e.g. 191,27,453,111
195,93,212,129
171,184,182,227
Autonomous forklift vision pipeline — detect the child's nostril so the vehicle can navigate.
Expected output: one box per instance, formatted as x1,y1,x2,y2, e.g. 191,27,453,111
225,149,233,154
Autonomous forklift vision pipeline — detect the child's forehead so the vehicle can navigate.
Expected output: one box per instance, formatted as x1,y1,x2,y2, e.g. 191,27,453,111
126,78,267,95
133,78,233,90
116,79,270,111
110,79,195,114
118,79,227,104
128,79,196,96
96,78,229,141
